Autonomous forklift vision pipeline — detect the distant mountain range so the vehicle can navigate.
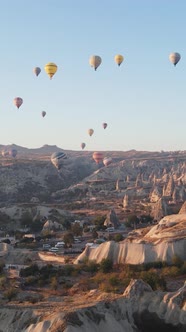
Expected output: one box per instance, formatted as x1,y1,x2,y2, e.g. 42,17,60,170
0,144,185,160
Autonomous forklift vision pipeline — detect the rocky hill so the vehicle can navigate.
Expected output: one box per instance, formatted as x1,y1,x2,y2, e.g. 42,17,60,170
0,279,185,331
0,146,185,222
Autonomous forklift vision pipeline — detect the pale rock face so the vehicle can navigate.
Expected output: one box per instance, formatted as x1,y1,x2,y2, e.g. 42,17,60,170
75,214,186,265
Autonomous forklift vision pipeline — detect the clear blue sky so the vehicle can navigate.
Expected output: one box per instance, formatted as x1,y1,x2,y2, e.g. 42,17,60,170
1,0,186,151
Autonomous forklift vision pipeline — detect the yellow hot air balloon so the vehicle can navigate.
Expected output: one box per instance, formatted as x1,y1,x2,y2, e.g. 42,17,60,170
88,128,94,136
89,55,102,71
114,54,124,66
44,62,58,79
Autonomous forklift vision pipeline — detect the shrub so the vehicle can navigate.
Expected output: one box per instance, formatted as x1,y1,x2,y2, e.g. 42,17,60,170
3,287,17,301
180,261,186,274
172,255,184,268
50,276,58,290
100,258,113,273
20,263,39,277
139,270,166,290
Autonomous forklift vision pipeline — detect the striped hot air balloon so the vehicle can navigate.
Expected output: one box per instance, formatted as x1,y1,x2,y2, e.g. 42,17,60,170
44,62,58,79
51,151,67,169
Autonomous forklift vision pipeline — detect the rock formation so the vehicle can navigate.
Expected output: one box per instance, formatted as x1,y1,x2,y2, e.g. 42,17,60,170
104,209,120,228
0,280,185,331
75,213,186,265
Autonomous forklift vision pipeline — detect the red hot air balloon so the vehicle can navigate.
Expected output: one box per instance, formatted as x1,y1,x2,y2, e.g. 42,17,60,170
81,143,86,149
13,97,23,109
102,123,107,129
92,152,104,164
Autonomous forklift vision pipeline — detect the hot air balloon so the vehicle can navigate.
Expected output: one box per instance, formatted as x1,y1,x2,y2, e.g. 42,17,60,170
92,152,104,164
114,54,124,66
44,62,58,79
13,97,23,109
89,55,102,71
102,123,107,129
103,157,112,167
88,129,94,137
81,143,86,150
42,111,46,118
51,151,67,170
2,150,9,157
169,52,181,66
33,67,41,76
9,149,17,158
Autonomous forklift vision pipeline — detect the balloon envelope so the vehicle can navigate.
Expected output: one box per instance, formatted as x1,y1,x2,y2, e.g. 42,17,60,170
51,151,67,169
102,123,107,129
103,157,112,167
89,55,102,70
114,54,124,66
169,52,181,66
9,149,17,158
44,62,58,79
33,67,41,76
88,129,94,136
42,111,46,118
13,97,23,109
81,143,86,149
2,150,9,157
92,152,104,164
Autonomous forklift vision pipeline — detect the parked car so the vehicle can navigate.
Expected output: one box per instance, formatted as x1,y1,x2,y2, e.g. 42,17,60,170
49,247,59,252
55,241,65,248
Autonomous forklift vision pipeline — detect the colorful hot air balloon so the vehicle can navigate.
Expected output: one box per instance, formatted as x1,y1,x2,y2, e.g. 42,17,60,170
42,111,46,118
102,123,107,129
44,62,58,79
92,152,104,164
89,55,102,71
169,52,181,66
114,54,124,66
9,149,17,158
103,157,112,167
88,129,94,137
51,151,67,170
81,143,86,150
13,97,23,109
2,150,9,157
33,67,41,76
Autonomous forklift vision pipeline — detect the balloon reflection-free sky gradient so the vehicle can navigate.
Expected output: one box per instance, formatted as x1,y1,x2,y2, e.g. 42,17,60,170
1,0,186,152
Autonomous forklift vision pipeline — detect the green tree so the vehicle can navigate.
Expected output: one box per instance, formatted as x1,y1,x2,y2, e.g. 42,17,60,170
114,234,123,242
126,215,139,228
71,223,83,237
63,232,74,247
